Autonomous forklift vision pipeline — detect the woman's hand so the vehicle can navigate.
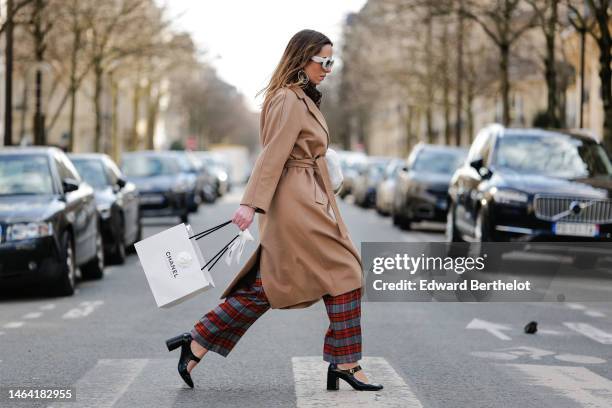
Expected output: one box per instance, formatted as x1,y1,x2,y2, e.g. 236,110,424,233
232,205,255,231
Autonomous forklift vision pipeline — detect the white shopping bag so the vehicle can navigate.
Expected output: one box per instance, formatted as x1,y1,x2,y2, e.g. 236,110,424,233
135,223,214,308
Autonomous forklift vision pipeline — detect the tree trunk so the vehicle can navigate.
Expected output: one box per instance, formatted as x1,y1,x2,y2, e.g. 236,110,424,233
425,8,434,143
455,0,464,146
442,16,451,145
145,84,161,150
594,6,612,152
130,81,141,151
544,0,558,126
500,43,511,125
110,74,120,163
93,63,103,152
68,2,80,152
18,76,28,143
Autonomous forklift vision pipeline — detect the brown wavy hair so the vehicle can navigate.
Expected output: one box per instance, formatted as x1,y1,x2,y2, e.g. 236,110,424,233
256,29,332,108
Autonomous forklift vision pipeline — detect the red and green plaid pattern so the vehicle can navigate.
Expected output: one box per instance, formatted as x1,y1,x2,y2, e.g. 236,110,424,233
191,267,363,364
322,287,363,363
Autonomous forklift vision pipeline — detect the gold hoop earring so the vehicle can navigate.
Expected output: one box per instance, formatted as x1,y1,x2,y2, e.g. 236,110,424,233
297,69,309,86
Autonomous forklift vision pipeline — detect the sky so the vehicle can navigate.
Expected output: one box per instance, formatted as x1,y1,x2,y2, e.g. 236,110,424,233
163,0,368,112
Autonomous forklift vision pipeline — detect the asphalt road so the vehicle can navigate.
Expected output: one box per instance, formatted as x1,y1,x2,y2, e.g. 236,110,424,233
1,186,611,408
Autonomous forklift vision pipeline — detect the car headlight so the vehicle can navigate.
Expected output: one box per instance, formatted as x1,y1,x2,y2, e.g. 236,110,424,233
217,171,228,182
6,222,53,242
492,187,528,205
97,203,112,220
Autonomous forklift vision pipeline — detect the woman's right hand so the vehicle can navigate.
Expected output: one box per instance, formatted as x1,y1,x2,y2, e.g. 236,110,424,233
232,205,255,231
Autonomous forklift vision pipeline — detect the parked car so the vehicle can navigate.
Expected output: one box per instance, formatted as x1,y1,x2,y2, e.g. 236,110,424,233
353,156,394,207
168,150,206,213
393,143,467,230
447,125,612,243
376,159,405,216
69,153,141,265
193,151,230,198
121,151,191,224
337,150,367,198
0,146,105,296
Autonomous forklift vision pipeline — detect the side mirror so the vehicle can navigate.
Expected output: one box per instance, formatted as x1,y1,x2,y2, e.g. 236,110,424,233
116,177,127,189
62,178,80,193
470,158,492,179
469,158,483,171
401,165,409,172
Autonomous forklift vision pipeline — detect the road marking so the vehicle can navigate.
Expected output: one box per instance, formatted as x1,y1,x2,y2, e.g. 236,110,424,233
537,329,568,335
39,304,56,311
554,354,607,364
565,302,587,310
292,356,422,407
466,318,512,340
584,310,606,318
504,364,612,407
564,322,612,345
23,312,43,319
472,347,606,364
62,300,104,319
3,322,24,329
47,359,147,408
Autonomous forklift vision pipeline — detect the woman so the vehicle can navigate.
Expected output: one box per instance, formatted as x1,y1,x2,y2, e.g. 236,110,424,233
166,29,383,392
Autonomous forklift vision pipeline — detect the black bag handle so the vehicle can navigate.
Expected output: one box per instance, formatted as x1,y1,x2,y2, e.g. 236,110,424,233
188,220,241,271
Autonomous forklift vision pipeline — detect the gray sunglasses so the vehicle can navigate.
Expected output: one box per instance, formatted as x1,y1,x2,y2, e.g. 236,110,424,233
311,55,335,70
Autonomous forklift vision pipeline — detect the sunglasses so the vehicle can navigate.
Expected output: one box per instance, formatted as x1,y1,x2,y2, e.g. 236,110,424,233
311,55,335,70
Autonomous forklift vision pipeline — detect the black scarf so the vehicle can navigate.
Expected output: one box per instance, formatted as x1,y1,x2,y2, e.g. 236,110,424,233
301,81,322,108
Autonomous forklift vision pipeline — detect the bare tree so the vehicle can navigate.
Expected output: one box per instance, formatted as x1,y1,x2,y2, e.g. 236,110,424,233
527,0,563,127
567,0,612,151
463,0,538,125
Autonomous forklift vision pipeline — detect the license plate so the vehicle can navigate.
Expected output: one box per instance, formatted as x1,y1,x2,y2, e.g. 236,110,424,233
554,222,599,237
140,194,164,204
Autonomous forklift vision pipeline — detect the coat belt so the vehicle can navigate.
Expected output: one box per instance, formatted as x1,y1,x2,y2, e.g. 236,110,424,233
284,157,349,238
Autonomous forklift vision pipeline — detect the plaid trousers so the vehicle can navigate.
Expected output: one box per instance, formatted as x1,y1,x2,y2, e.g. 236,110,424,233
191,265,363,364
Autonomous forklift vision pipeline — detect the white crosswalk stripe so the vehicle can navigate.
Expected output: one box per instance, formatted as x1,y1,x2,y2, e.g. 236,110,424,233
564,322,612,344
39,356,612,407
504,364,612,408
292,356,422,408
47,359,147,408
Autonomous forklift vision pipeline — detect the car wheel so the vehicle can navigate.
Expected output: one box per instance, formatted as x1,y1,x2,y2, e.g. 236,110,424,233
392,211,411,230
81,227,105,280
128,218,142,254
53,233,76,296
474,207,502,271
446,203,464,242
109,224,126,265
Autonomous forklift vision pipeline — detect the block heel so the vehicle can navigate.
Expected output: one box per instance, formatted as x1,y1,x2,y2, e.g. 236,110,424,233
166,334,186,351
326,371,340,390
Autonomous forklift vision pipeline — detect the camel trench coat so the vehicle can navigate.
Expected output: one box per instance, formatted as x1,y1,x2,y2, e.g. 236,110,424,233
219,84,364,309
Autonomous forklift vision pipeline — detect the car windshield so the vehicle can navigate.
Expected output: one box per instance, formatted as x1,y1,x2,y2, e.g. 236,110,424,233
494,134,612,178
71,159,108,188
412,149,465,174
0,154,54,195
122,155,180,177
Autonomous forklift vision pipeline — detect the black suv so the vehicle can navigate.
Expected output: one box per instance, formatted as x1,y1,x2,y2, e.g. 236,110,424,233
447,125,612,242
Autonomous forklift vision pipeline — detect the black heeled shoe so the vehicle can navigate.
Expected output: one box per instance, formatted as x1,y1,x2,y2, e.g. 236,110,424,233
166,332,201,388
327,363,384,391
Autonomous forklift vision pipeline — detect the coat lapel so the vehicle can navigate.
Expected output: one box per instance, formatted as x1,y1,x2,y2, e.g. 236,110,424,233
289,85,329,147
